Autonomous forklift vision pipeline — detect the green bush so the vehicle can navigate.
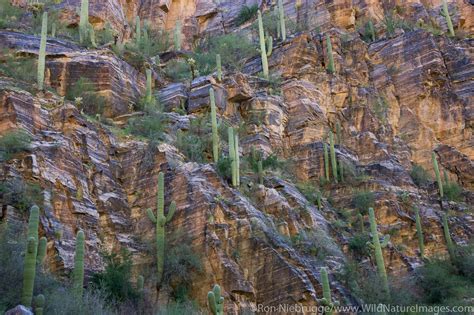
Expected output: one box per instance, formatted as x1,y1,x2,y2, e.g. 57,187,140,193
348,233,370,256
444,182,462,202
0,52,36,84
296,182,321,206
236,4,258,25
0,178,42,213
164,59,192,81
0,130,31,162
163,232,202,301
418,257,474,305
216,155,233,183
352,191,375,214
194,33,255,74
125,112,167,140
92,249,140,303
175,115,212,163
410,164,431,188
0,0,23,29
65,77,106,116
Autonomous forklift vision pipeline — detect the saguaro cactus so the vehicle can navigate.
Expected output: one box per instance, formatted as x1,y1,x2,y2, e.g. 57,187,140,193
135,16,141,45
73,230,85,298
146,172,176,284
137,275,144,293
174,20,181,50
37,236,47,266
51,22,56,37
368,207,390,297
210,88,219,163
319,267,334,315
207,284,224,315
414,207,425,259
258,160,263,185
442,213,455,260
234,132,240,187
21,237,38,307
37,12,47,91
323,143,330,181
145,69,155,109
278,0,286,41
266,34,273,57
329,131,338,183
79,0,89,44
228,127,237,187
358,213,365,233
339,158,344,183
257,10,269,79
35,294,45,315
27,205,40,241
216,54,222,82
441,0,455,37
326,34,335,74
432,152,443,198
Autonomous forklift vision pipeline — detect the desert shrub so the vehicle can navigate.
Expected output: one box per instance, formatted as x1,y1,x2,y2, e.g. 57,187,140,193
236,4,258,25
194,33,255,74
0,178,42,213
410,164,431,187
246,147,284,173
348,233,370,257
156,301,201,315
0,130,31,161
92,249,140,303
175,115,212,163
0,223,24,313
352,191,375,214
65,77,106,116
0,0,23,29
125,112,167,140
164,59,192,81
296,182,321,206
216,155,233,182
163,232,202,301
417,257,474,305
444,182,462,202
0,52,36,84
251,9,297,39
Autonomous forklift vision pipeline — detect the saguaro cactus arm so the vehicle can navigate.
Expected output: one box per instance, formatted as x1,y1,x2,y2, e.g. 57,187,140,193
326,34,335,74
35,294,45,315
441,0,455,36
79,0,89,44
37,236,47,266
329,131,338,183
228,127,237,187
208,284,225,315
216,54,222,82
323,143,330,181
278,0,286,41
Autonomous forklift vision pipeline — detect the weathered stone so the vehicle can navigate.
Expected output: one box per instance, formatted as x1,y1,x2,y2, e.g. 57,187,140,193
5,305,33,315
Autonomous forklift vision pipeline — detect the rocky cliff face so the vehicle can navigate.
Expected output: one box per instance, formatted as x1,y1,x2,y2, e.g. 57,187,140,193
1,0,473,314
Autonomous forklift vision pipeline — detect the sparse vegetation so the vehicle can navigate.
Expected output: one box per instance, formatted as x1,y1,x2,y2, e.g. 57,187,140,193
0,178,42,213
410,164,431,188
0,130,31,162
352,191,375,214
236,4,258,26
66,77,106,116
125,111,167,140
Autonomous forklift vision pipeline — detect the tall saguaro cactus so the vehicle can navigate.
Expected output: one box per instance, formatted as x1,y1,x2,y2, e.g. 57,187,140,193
329,131,338,183
207,284,225,315
145,69,156,109
228,127,237,187
442,213,455,260
146,172,176,284
441,0,455,37
234,132,240,187
258,160,263,185
323,143,330,181
432,152,443,199
174,20,182,50
414,207,424,259
319,267,334,315
210,88,219,163
216,54,222,82
73,230,85,298
135,16,141,45
37,12,47,91
278,0,286,41
257,11,269,80
21,206,40,307
79,0,89,44
326,34,335,74
368,207,390,297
